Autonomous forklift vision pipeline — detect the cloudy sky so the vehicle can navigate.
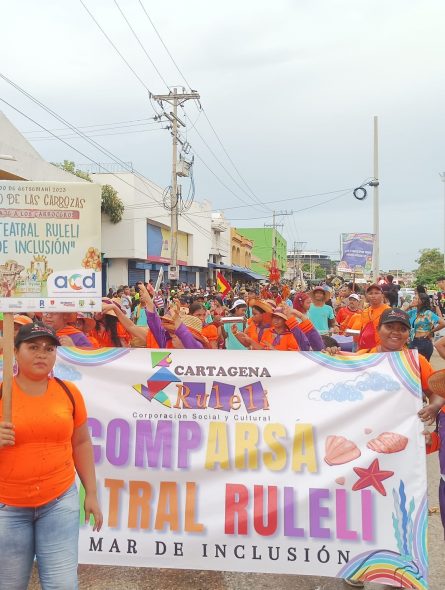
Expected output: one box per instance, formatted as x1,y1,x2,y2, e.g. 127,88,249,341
2,0,445,271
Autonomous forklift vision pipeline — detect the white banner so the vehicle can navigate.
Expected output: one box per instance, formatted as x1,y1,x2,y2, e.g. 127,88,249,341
52,348,428,588
0,181,101,312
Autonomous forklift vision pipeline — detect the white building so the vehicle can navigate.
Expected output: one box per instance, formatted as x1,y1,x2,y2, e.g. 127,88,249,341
208,212,231,282
0,111,84,183
92,172,212,289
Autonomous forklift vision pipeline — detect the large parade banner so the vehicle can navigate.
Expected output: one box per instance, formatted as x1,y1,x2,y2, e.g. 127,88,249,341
48,347,429,588
0,181,102,312
338,233,375,275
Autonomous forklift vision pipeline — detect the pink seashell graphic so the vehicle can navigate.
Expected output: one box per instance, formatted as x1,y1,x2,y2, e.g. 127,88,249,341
335,477,346,485
367,432,408,454
364,428,373,434
324,435,361,466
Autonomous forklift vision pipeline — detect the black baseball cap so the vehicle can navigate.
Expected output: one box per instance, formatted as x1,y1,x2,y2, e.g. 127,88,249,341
378,308,410,329
15,322,61,347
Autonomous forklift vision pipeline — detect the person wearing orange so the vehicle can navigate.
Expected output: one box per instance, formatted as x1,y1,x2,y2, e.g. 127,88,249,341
0,322,102,589
189,302,218,349
356,308,444,423
42,312,95,348
244,300,274,344
0,314,33,353
350,284,390,350
76,313,100,348
90,299,131,348
336,293,361,335
235,307,301,351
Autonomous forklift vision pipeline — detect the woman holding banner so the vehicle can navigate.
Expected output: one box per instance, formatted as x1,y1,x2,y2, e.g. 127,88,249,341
0,322,102,590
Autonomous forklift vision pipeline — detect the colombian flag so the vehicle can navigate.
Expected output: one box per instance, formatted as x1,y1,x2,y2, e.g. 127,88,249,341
216,272,231,297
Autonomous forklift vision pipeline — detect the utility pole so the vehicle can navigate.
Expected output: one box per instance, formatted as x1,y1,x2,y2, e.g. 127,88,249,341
264,210,293,269
152,88,200,285
372,115,380,281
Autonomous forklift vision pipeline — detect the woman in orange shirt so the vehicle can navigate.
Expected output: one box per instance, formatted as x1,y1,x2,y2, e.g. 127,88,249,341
351,284,390,350
0,322,102,589
91,298,131,347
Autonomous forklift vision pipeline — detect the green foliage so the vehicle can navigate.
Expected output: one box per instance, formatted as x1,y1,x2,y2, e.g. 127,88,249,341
314,265,326,279
53,160,91,181
53,161,124,224
302,263,310,272
415,248,444,287
101,184,124,224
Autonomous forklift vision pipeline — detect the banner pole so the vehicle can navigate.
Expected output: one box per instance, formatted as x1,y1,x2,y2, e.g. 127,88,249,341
2,313,14,422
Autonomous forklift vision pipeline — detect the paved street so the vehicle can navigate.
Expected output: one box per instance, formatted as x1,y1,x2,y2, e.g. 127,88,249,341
29,353,445,590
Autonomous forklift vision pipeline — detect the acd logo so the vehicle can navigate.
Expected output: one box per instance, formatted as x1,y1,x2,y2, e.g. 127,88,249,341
54,273,96,291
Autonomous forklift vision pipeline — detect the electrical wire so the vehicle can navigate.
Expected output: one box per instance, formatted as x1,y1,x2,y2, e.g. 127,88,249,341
135,1,270,212
137,0,193,90
0,98,167,210
79,0,154,96
0,72,164,204
113,0,170,90
29,126,166,141
22,117,158,134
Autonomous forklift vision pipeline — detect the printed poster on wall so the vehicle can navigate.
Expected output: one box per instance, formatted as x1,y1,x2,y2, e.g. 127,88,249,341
0,181,101,311
49,348,428,588
338,233,375,275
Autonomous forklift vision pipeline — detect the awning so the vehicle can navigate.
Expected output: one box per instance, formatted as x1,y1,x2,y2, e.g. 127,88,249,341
208,262,232,270
231,265,266,280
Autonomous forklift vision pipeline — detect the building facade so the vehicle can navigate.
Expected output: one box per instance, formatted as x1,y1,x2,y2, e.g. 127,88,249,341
93,172,212,289
236,227,286,276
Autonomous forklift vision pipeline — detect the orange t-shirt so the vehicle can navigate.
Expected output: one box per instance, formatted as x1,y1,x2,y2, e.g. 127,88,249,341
260,329,300,351
351,304,390,347
202,324,218,343
91,323,131,347
0,378,87,507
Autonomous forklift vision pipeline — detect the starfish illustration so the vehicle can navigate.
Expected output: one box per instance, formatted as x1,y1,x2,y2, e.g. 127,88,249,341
352,458,394,496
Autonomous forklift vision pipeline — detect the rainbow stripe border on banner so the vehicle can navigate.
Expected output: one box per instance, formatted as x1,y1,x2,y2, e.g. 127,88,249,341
301,352,384,372
338,493,428,589
387,349,422,398
57,347,131,366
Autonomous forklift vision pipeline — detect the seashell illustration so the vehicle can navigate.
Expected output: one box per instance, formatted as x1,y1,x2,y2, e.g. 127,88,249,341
335,477,346,486
364,428,373,434
324,435,361,465
367,432,408,454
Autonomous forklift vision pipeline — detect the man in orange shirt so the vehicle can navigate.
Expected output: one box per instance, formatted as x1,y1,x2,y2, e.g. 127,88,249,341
336,293,361,335
351,284,389,350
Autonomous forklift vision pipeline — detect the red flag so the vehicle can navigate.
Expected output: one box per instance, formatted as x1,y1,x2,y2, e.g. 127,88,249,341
216,272,231,297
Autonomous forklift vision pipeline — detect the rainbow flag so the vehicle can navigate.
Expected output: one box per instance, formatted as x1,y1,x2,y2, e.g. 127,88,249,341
216,272,231,296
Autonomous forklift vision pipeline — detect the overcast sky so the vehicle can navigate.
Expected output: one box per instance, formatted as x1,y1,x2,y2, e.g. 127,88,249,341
2,0,445,271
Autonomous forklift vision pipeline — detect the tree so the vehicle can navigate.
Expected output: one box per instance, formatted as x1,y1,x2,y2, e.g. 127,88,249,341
415,248,444,287
314,265,326,279
53,160,124,224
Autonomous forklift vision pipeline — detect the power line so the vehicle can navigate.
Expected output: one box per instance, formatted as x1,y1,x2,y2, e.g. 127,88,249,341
138,0,193,90
79,0,154,96
29,126,166,141
135,1,270,212
0,72,164,204
0,98,167,210
22,117,157,134
113,0,170,90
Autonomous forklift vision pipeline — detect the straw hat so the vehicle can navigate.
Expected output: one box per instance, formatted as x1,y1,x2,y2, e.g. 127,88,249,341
427,370,445,399
101,297,122,317
0,314,33,330
271,307,288,321
76,313,96,332
311,286,330,302
182,315,210,348
249,299,273,314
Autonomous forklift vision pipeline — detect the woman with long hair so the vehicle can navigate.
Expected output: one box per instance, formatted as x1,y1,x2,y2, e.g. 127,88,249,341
408,292,445,360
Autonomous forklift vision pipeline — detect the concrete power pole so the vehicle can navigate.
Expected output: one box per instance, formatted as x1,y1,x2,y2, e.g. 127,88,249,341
265,209,293,260
152,88,200,285
441,172,445,269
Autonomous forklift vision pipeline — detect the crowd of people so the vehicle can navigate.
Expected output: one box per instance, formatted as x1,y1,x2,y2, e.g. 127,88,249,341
2,273,445,588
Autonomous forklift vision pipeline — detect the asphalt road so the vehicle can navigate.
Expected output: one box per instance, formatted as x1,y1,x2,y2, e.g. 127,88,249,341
28,353,445,590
